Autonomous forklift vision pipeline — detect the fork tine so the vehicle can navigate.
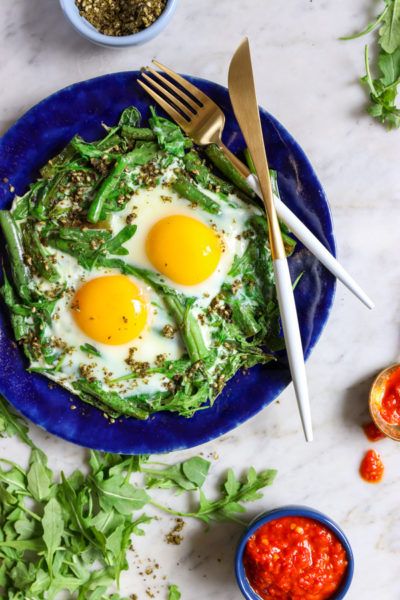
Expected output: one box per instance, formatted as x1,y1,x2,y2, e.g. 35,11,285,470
141,72,194,120
145,67,199,113
137,80,190,129
152,59,209,106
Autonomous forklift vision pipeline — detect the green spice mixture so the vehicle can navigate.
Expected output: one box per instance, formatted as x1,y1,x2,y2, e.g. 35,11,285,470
75,0,167,36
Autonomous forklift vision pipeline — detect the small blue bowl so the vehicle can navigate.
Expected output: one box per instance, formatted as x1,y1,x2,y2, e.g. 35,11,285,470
59,0,179,47
235,506,354,600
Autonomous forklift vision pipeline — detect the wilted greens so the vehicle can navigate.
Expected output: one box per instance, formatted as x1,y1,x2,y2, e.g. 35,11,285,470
0,106,294,420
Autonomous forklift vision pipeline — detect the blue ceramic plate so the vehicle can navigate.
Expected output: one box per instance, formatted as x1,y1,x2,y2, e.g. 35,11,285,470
0,72,335,454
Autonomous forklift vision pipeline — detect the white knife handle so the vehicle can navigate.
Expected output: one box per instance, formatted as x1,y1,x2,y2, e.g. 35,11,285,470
273,258,313,442
246,174,374,310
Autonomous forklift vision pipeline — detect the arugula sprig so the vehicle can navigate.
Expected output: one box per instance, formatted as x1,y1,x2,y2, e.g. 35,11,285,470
342,0,400,128
168,584,181,600
0,396,277,599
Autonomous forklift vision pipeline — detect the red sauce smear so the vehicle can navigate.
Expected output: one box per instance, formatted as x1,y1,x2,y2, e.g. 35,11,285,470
243,516,348,600
379,367,400,425
359,449,384,483
362,421,385,441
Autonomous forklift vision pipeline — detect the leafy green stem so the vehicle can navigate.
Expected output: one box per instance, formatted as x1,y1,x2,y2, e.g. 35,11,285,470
340,4,389,40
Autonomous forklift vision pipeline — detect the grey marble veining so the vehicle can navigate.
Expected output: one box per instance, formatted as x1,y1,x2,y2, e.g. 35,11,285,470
1,1,400,598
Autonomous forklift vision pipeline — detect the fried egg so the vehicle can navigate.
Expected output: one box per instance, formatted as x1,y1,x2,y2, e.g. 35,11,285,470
34,162,261,399
110,173,256,306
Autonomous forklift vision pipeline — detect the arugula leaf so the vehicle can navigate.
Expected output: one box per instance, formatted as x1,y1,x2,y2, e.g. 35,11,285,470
150,466,277,524
343,0,400,128
0,396,35,448
168,584,181,600
80,343,102,357
118,106,141,128
143,457,210,492
42,498,64,576
380,0,400,53
149,106,189,157
181,457,211,488
27,449,52,501
44,224,137,271
92,473,150,515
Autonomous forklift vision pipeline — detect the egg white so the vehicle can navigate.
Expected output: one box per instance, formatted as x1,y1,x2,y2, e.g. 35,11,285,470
110,170,261,308
31,162,263,400
34,255,184,397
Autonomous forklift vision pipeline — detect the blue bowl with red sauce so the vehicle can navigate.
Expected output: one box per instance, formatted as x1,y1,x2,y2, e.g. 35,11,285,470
235,506,354,600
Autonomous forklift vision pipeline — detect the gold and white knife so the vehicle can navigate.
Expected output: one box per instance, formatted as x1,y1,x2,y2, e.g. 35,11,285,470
228,38,313,441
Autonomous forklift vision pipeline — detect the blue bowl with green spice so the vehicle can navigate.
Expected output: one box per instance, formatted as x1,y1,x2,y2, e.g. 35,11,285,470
59,0,179,47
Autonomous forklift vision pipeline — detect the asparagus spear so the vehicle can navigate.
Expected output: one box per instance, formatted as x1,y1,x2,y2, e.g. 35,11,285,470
204,144,255,198
171,175,220,215
183,150,234,195
0,211,32,301
72,379,149,419
87,143,158,223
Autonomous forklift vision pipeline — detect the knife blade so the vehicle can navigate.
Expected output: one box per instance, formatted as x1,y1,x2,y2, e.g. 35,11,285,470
228,38,313,441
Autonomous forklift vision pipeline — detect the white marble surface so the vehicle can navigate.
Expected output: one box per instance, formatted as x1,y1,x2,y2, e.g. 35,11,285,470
1,0,400,598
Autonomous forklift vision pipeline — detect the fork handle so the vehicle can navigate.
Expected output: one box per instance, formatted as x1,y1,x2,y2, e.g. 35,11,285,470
246,174,374,310
217,143,374,309
273,257,313,442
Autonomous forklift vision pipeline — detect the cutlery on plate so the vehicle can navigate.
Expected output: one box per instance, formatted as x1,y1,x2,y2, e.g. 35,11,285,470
228,38,312,441
137,61,374,310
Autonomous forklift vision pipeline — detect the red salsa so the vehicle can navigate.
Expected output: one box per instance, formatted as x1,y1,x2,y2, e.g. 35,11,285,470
379,367,400,425
359,449,384,483
362,421,385,442
243,516,348,600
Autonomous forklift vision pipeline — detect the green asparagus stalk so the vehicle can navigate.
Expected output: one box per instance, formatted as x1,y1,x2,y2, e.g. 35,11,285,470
183,150,234,195
87,143,158,223
204,144,255,198
121,126,156,141
0,211,32,301
171,175,220,215
72,379,149,419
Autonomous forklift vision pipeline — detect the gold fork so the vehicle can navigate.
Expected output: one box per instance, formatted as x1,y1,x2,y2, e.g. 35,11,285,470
137,61,374,310
138,60,248,177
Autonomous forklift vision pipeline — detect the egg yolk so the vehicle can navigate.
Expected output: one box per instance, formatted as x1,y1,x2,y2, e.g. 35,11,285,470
71,275,148,345
146,215,222,285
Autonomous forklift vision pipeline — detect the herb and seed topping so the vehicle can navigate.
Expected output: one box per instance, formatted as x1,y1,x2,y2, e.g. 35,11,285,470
75,0,167,37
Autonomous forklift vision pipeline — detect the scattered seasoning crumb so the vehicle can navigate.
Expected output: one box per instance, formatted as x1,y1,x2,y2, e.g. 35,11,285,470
165,518,185,545
75,0,167,37
161,324,176,339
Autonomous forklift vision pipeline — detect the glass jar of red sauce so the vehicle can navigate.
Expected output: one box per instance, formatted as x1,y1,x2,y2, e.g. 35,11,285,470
235,506,354,600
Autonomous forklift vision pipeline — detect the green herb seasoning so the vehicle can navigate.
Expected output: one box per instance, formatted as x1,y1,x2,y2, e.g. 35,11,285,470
76,0,167,36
